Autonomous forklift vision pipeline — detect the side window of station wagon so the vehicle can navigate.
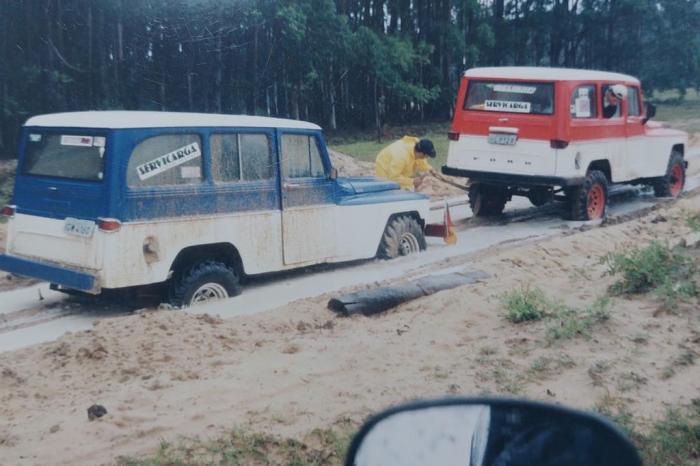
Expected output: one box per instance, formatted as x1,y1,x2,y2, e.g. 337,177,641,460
210,133,274,182
570,85,597,119
127,134,202,187
281,134,326,178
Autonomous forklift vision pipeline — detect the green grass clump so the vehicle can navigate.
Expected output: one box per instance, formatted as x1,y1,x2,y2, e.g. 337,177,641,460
605,241,697,309
685,210,700,232
643,407,700,466
116,427,352,466
545,297,611,342
502,286,550,323
594,399,700,466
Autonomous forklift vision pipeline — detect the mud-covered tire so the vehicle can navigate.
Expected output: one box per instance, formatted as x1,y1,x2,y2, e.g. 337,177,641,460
169,260,241,307
568,170,608,221
653,151,685,198
377,215,427,259
469,183,507,217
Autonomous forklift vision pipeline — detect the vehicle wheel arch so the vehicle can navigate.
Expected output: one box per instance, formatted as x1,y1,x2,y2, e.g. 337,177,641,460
586,159,612,183
382,210,425,230
169,242,245,282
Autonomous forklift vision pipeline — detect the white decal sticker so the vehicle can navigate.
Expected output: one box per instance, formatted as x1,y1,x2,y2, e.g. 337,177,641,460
575,97,591,118
29,134,42,142
493,84,537,95
93,136,106,148
484,100,531,113
181,166,201,179
61,135,94,147
136,142,201,181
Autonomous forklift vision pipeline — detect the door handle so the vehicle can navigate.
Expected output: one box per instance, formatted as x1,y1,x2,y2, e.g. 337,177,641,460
283,182,303,189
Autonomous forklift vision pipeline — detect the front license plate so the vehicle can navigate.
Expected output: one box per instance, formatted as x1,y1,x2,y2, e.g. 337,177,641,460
64,217,95,238
488,133,518,145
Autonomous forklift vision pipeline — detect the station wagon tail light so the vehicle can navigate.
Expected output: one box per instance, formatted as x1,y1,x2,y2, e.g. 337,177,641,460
448,132,460,141
550,139,569,149
98,218,121,232
1,205,16,218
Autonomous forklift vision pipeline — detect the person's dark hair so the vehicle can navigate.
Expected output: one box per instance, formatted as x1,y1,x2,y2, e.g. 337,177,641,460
415,139,436,158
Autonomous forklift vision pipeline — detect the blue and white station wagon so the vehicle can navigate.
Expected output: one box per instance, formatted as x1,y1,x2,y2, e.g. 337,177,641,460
0,112,430,306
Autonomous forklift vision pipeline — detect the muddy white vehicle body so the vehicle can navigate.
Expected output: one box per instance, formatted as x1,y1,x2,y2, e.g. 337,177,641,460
0,112,429,305
443,67,688,220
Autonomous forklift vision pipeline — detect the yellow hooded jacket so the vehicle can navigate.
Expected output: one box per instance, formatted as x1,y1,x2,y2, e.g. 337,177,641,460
375,136,432,190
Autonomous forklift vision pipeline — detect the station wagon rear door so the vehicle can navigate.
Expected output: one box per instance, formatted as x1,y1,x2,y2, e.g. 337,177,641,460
278,132,337,265
10,128,109,270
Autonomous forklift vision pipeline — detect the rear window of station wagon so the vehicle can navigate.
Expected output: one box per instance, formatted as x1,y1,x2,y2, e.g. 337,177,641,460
23,132,106,181
465,81,554,115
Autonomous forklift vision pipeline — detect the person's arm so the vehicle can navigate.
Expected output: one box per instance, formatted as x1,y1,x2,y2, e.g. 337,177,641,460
415,158,433,173
388,153,414,190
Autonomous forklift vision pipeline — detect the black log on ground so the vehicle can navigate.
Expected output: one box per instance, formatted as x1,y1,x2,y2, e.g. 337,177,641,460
328,270,489,317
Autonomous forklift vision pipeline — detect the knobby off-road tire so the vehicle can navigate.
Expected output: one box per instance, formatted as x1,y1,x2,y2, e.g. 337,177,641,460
377,215,427,259
568,170,608,221
468,183,508,217
169,260,241,308
653,151,685,198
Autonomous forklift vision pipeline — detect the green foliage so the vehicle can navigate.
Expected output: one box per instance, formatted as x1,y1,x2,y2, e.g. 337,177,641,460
643,407,700,466
502,286,550,323
545,298,611,342
116,426,353,466
605,242,697,308
685,210,700,232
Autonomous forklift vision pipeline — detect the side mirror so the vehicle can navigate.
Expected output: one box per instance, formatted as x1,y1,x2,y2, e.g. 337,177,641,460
643,102,657,125
329,167,338,181
345,398,642,466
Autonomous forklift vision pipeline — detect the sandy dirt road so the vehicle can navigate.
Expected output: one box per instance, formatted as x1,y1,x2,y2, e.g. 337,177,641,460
1,187,699,465
1,150,699,353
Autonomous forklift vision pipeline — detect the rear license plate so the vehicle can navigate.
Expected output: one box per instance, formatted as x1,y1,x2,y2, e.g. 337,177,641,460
488,133,518,145
64,217,95,238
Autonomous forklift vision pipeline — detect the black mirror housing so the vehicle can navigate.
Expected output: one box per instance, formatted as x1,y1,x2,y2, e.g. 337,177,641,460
346,397,643,466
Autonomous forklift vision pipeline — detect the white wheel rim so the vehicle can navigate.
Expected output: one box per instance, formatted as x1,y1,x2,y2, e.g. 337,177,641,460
190,283,229,304
399,232,420,256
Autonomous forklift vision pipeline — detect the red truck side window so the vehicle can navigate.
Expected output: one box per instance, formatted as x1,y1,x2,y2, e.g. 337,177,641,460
570,85,597,119
627,88,641,117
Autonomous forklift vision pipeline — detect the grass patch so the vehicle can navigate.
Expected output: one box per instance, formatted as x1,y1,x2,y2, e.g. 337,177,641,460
595,397,700,466
643,407,700,466
502,286,550,323
116,426,353,466
685,210,700,232
604,241,697,309
328,122,451,171
652,89,700,134
545,297,611,343
501,288,612,342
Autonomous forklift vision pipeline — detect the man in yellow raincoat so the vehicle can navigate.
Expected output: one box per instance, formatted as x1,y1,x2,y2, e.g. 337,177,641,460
375,136,436,190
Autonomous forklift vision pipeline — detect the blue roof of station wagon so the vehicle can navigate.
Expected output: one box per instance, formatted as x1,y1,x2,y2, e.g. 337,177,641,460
24,111,322,130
